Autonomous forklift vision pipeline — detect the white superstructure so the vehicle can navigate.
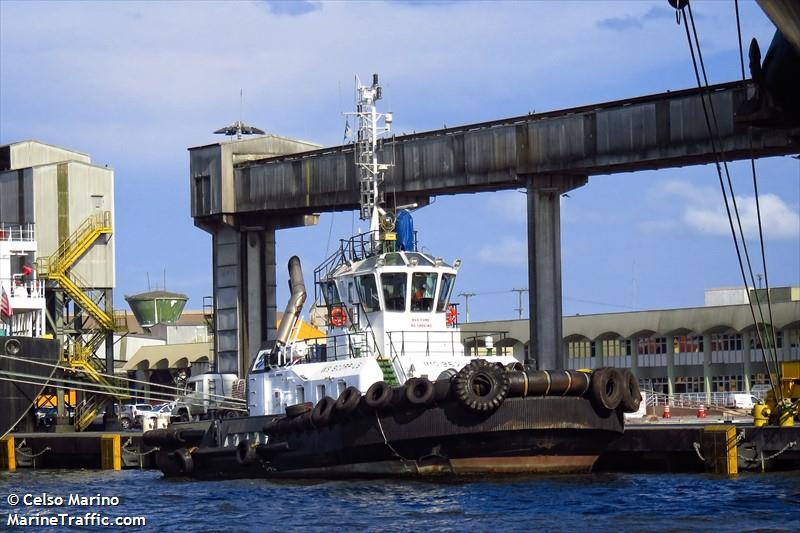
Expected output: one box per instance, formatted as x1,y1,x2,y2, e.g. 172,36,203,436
0,223,45,336
247,75,516,416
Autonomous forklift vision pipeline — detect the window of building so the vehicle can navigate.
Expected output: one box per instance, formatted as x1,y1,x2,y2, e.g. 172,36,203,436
674,376,705,393
750,331,783,349
637,337,667,355
602,339,631,357
568,341,592,358
193,175,211,214
316,384,326,401
711,333,742,352
296,386,305,404
675,336,702,353
337,380,347,396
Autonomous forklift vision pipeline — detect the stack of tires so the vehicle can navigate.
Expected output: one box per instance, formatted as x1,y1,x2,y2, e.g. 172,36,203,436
265,361,642,438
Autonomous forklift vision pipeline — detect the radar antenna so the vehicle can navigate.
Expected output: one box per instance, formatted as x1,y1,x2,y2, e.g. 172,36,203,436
346,74,393,234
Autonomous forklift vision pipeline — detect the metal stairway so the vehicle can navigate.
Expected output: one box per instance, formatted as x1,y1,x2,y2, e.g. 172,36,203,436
35,211,128,430
377,358,399,385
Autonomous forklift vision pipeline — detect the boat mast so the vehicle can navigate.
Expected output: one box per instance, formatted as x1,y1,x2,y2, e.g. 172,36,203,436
352,74,393,237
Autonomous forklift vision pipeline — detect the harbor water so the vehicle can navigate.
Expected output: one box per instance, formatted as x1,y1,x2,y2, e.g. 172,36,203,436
2,470,799,531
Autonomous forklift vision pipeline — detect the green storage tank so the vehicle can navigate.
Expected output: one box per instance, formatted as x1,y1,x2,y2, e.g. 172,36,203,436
125,290,188,328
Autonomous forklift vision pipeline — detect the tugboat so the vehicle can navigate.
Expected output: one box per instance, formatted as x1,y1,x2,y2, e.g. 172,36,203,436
147,75,640,479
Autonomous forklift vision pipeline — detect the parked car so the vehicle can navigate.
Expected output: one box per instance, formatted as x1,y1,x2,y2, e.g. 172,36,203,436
725,393,760,410
33,406,74,428
120,403,153,429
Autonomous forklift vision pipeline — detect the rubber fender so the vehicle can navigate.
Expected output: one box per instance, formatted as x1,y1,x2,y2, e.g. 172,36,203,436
236,439,258,465
433,378,454,403
525,370,553,396
155,450,183,477
565,370,592,397
506,371,529,398
405,377,435,406
453,359,510,412
547,371,573,396
590,367,624,411
291,411,314,432
619,369,642,413
312,396,336,427
335,386,361,415
285,402,313,418
172,448,194,475
365,381,394,410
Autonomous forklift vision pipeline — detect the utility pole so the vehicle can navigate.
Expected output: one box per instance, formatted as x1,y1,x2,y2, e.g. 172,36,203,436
511,288,528,320
458,292,476,323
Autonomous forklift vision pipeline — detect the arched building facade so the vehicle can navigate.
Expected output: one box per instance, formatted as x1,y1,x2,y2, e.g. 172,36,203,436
460,289,800,397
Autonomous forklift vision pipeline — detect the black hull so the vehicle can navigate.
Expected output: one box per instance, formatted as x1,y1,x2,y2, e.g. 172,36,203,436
154,396,625,480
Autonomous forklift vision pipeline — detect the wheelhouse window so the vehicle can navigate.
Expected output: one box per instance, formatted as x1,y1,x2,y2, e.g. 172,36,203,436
436,274,456,312
381,273,407,312
320,281,342,306
411,272,437,312
355,274,381,312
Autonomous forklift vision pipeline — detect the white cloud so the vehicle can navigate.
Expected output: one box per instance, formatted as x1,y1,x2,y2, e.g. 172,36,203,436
477,236,527,266
647,180,799,240
486,191,527,222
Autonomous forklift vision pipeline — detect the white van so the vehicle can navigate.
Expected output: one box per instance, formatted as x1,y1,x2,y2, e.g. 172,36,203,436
725,393,760,409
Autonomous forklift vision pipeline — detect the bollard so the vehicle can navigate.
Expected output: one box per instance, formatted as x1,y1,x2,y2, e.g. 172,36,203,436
100,434,121,471
752,404,770,427
702,425,738,475
0,436,15,472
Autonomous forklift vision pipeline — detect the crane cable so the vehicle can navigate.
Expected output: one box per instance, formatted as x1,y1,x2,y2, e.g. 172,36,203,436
734,0,782,388
677,3,783,400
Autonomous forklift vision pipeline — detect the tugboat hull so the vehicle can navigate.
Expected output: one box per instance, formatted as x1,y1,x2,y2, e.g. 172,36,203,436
151,395,624,479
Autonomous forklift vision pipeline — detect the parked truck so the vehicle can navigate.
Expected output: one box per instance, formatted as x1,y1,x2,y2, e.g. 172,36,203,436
171,372,246,422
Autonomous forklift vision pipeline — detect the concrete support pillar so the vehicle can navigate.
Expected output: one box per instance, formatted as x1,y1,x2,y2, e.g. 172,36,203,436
212,224,278,377
742,331,752,394
212,226,241,375
703,333,712,403
630,337,639,378
525,175,587,370
243,227,277,375
666,335,675,397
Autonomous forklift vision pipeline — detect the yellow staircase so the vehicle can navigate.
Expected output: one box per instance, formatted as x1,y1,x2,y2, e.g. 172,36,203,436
36,211,129,430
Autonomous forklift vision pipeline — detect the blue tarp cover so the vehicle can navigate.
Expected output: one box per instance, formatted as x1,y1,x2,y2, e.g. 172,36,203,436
396,210,414,251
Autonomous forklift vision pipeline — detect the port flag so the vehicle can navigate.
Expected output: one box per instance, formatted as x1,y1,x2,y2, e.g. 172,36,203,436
0,285,11,320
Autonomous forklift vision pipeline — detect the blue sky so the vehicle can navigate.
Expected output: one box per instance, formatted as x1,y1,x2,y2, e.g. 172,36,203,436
1,0,798,322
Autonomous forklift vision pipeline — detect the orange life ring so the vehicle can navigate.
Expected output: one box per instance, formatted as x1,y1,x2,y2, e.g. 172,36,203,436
446,304,458,326
330,306,347,328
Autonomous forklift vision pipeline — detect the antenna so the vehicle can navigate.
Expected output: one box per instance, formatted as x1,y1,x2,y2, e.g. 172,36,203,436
511,288,528,320
213,90,266,140
345,73,393,235
458,292,476,323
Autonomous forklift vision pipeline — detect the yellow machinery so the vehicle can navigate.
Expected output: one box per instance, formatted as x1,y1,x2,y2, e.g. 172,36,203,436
757,361,800,427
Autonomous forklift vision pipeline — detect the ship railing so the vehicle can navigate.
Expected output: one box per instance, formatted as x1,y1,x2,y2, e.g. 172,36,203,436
459,330,513,357
646,391,732,408
0,223,35,242
1,277,45,299
313,230,418,298
386,330,466,358
289,330,381,364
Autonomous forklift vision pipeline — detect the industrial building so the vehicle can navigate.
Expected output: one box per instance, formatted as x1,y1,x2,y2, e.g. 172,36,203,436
1,140,123,430
462,287,800,397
